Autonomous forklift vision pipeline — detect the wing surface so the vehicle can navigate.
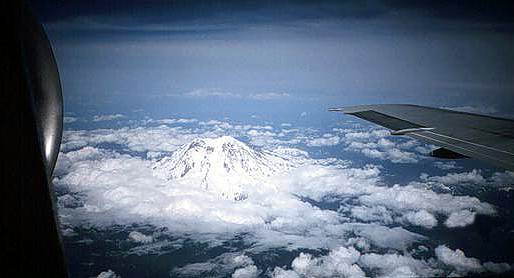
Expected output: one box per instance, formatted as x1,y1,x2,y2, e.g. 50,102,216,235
329,104,514,171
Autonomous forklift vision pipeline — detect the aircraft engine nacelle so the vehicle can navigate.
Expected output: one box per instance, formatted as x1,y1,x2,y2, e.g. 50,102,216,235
430,148,468,159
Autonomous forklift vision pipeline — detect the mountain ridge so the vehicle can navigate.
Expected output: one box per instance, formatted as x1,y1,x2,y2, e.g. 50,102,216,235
152,136,293,200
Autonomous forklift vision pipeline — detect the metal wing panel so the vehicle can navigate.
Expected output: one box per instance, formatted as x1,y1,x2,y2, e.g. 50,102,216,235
409,131,514,171
330,104,514,171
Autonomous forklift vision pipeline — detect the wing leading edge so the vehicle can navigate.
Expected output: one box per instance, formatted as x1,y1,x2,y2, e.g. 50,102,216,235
329,104,514,171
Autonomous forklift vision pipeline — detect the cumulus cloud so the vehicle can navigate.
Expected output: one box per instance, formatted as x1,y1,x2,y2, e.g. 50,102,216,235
55,118,510,277
483,261,512,274
172,253,259,278
96,270,120,278
435,245,484,275
433,161,461,170
270,268,300,278
61,125,201,153
248,92,290,100
274,245,511,278
421,169,486,185
274,247,440,277
63,116,77,123
155,118,197,124
55,138,496,245
340,128,425,163
128,231,153,243
358,183,495,222
444,210,476,228
402,210,437,229
57,145,414,253
93,114,125,122
232,265,259,278
306,134,340,147
490,171,514,185
272,247,365,278
359,252,441,277
61,117,312,156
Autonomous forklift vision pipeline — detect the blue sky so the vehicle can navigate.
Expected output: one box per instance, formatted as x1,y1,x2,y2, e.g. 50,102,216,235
29,0,514,118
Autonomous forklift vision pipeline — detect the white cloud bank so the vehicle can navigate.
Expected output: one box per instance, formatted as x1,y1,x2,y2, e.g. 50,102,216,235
172,253,260,278
96,269,120,278
93,113,125,122
434,245,512,276
55,118,512,277
272,245,511,278
306,133,340,147
128,231,153,243
183,89,290,100
272,247,365,278
63,116,77,123
338,128,428,163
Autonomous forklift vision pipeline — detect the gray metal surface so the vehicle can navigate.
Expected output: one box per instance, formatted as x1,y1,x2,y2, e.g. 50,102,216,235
330,104,514,170
20,3,63,178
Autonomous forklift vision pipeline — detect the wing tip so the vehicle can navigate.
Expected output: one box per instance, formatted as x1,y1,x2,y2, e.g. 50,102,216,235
329,104,423,114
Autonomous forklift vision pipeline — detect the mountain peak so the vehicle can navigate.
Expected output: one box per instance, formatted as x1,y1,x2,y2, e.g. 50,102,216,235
152,136,292,200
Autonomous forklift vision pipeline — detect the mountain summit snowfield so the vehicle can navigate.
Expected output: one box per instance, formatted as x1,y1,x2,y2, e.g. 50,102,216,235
152,136,293,200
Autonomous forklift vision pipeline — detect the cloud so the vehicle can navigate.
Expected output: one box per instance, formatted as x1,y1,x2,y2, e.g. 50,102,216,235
128,231,153,243
57,122,497,235
96,270,120,278
62,125,202,153
359,252,441,277
340,128,424,163
483,262,512,274
232,265,259,278
358,183,495,221
155,118,198,124
350,205,393,225
274,245,512,278
248,92,290,100
402,210,437,229
306,134,340,147
271,268,300,278
172,253,259,278
444,210,476,228
421,169,486,185
272,247,365,278
433,161,461,170
54,118,511,277
54,141,456,254
183,89,290,100
273,247,442,277
93,114,125,122
185,89,242,98
490,171,514,185
63,116,77,123
435,245,484,275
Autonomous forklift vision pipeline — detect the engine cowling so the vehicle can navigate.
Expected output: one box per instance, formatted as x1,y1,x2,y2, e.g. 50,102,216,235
430,148,468,159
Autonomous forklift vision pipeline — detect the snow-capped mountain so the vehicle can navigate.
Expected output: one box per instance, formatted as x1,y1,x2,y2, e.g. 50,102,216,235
152,136,293,200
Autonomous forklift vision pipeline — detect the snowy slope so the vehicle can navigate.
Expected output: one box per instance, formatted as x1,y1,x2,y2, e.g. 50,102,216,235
152,136,294,200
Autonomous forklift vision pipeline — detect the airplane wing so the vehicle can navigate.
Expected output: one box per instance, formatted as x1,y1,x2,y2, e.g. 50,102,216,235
329,104,514,171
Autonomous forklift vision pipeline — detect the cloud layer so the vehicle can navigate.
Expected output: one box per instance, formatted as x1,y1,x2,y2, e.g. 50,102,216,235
55,117,513,277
